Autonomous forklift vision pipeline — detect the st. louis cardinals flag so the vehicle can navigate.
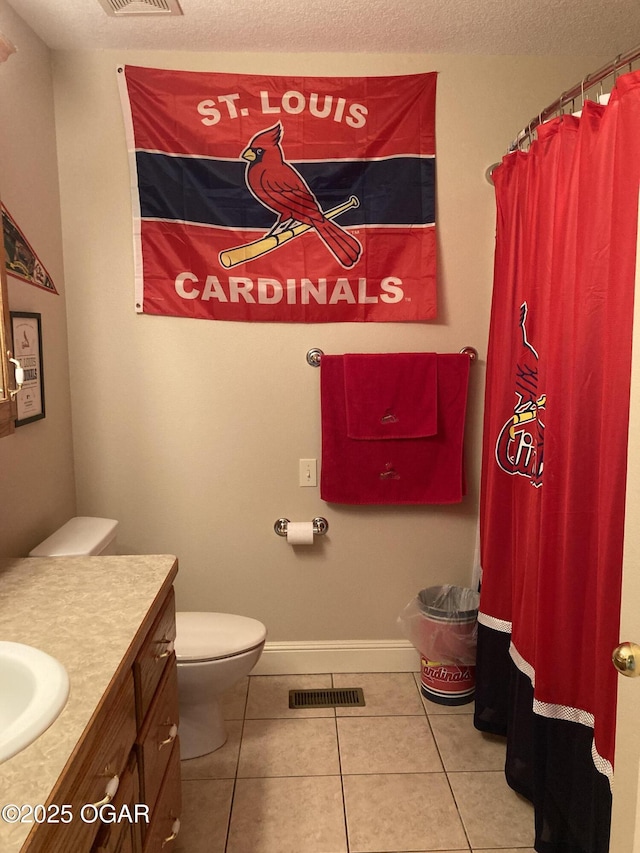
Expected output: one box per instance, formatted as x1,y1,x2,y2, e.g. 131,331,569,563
118,66,437,322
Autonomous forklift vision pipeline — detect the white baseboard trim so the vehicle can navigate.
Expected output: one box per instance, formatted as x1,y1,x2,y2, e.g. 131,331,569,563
251,639,420,675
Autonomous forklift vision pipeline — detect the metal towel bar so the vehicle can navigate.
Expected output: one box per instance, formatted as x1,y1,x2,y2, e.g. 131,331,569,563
306,347,477,366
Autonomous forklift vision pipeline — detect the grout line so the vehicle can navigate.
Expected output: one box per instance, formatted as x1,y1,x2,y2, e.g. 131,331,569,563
414,672,474,852
441,755,474,852
223,677,250,853
332,672,351,853
233,772,344,779
228,770,480,779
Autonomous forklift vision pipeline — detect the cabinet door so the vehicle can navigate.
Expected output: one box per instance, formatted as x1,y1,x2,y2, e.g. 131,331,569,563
137,659,180,812
142,745,182,853
134,589,176,725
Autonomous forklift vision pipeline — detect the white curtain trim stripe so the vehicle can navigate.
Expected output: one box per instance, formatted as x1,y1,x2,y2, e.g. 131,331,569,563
478,610,512,633
508,640,613,787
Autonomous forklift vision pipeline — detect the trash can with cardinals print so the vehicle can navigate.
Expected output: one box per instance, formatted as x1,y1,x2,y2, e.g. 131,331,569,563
398,585,480,705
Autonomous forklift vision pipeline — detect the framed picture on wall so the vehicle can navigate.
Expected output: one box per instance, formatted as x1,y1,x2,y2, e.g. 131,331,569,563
10,311,45,426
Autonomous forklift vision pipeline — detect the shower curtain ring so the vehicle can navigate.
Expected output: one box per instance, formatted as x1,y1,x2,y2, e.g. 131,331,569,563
613,55,622,83
527,121,534,144
581,74,590,107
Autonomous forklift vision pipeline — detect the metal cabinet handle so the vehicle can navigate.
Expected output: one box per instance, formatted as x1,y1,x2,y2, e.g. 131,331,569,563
154,639,175,661
91,775,120,808
162,817,181,847
158,723,178,751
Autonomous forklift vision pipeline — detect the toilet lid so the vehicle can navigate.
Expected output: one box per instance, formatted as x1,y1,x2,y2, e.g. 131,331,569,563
175,612,267,662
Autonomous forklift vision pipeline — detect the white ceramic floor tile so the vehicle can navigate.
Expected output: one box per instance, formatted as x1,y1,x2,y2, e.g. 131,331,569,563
449,770,535,849
246,673,334,718
343,773,468,852
430,714,506,771
333,672,425,716
174,779,233,853
226,776,347,853
237,717,340,777
221,676,249,720
338,715,443,774
180,720,242,780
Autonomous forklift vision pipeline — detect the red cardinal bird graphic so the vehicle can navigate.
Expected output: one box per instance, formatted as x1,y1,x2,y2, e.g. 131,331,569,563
241,123,362,269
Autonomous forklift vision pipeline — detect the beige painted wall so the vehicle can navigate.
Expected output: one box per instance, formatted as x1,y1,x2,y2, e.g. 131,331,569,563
0,2,76,557
50,49,605,641
0,15,603,640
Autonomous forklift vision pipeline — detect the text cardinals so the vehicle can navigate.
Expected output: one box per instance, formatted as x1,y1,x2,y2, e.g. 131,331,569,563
174,274,405,305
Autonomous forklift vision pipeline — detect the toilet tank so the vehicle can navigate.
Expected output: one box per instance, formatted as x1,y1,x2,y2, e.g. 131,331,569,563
28,517,119,557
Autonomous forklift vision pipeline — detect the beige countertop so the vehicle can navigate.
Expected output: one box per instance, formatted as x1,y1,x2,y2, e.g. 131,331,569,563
0,554,178,853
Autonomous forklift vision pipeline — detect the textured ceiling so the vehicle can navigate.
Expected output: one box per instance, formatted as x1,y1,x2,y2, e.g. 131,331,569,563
4,0,640,55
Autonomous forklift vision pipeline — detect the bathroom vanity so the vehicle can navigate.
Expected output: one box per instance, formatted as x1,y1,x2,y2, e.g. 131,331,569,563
0,554,181,853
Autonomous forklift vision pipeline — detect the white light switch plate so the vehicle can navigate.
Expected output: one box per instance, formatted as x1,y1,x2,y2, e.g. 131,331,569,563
299,458,317,487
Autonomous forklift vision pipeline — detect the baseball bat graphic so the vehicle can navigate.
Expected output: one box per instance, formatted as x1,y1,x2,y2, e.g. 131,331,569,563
219,195,360,269
508,395,547,438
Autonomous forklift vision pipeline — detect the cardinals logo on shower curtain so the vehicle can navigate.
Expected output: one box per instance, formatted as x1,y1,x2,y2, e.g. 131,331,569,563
495,302,545,486
118,65,437,322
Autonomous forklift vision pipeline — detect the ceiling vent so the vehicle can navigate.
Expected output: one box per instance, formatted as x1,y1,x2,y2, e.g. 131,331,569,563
97,0,183,16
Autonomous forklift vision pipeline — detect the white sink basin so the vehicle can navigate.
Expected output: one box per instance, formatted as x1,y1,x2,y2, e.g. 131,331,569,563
0,642,70,764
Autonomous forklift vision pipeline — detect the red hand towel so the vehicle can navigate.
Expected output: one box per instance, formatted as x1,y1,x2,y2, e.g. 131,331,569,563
343,353,438,440
320,353,470,505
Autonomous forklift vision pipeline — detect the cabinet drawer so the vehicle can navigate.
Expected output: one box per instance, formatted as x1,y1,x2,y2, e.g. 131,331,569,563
137,658,180,812
91,753,142,853
142,744,181,853
134,589,176,725
32,672,137,853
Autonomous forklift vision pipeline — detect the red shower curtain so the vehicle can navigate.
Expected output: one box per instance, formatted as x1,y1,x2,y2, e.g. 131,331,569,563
476,71,640,853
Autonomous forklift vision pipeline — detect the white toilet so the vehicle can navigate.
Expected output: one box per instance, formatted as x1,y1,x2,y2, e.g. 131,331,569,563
174,612,266,757
28,517,267,760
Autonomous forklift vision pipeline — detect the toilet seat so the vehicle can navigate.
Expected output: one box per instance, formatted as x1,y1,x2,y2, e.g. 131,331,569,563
175,612,266,663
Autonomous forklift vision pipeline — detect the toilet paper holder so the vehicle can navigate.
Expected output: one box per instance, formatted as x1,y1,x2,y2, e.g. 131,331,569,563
274,517,329,537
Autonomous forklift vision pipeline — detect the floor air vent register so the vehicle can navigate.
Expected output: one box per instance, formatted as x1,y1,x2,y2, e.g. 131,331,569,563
289,688,366,709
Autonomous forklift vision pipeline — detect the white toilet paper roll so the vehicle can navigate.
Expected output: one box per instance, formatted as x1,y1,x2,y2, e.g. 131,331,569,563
286,521,315,545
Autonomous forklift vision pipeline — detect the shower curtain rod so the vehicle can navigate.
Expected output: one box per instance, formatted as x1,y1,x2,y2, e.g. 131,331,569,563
509,43,640,151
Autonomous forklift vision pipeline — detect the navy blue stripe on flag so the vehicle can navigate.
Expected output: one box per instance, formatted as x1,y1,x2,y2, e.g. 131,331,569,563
135,151,435,229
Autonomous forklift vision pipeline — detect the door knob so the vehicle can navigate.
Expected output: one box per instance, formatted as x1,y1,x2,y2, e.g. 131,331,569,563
612,642,640,677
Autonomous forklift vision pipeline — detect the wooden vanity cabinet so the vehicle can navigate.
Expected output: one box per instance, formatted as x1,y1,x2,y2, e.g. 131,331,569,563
137,661,180,820
133,589,177,725
23,668,137,853
22,582,182,853
141,746,181,853
89,586,181,853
